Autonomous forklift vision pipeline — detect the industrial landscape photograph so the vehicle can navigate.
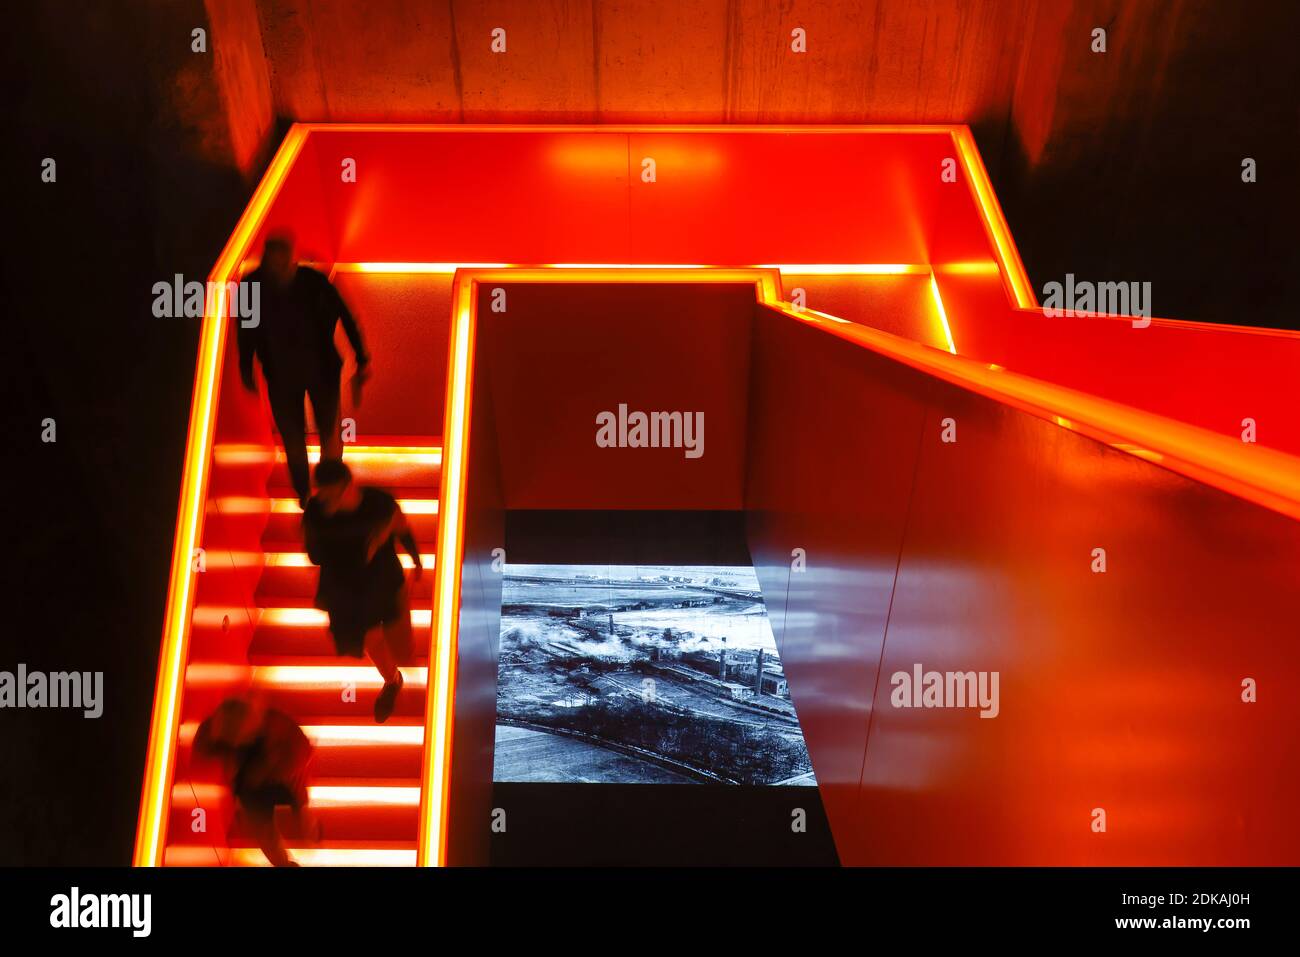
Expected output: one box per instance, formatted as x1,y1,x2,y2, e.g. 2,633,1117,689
494,565,816,786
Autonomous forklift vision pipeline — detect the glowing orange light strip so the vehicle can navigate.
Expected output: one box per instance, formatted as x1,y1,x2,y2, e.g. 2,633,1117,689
258,607,432,628
334,262,932,276
418,272,474,866
303,444,442,462
166,847,417,867
179,720,424,746
213,443,443,465
250,665,427,687
264,551,435,568
133,126,309,868
951,127,1036,310
177,782,420,806
763,263,929,276
265,497,438,515
928,274,958,355
302,122,963,135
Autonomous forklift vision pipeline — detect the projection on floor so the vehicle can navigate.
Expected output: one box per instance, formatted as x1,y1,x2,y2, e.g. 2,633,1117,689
493,565,817,786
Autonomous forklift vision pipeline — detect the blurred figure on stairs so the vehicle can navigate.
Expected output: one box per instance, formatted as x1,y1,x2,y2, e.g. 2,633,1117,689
304,459,423,723
192,696,319,867
238,230,371,508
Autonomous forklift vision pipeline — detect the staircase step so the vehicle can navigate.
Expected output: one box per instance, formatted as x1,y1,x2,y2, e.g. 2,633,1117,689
168,780,420,845
249,666,428,719
255,595,433,610
248,622,432,661
252,601,432,619
267,442,441,495
243,604,432,660
254,552,435,602
262,494,439,543
177,718,425,777
164,841,417,867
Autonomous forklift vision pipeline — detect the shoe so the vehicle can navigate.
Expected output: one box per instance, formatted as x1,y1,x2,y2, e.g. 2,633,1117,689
374,672,403,723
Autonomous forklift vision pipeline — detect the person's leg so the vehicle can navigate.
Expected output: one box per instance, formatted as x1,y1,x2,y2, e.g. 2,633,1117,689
239,800,293,867
267,383,310,506
382,585,414,667
307,375,342,463
366,622,403,722
364,624,398,684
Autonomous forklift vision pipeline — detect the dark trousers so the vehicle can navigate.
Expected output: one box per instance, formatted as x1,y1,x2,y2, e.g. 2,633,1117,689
267,375,341,503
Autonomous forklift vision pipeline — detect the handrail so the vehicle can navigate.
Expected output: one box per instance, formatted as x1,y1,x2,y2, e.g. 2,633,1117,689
764,299,1300,523
133,126,309,867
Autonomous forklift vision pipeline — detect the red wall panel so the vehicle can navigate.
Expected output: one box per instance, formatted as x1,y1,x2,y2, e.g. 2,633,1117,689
745,307,932,857
626,131,989,265
312,130,633,264
745,301,1300,865
331,272,452,436
480,282,756,509
282,128,1005,269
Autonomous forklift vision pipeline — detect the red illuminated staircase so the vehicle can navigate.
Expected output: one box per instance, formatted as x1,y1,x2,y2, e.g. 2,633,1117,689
165,438,440,866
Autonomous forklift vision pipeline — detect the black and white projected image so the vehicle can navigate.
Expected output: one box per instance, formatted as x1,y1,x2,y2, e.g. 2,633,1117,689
493,565,817,785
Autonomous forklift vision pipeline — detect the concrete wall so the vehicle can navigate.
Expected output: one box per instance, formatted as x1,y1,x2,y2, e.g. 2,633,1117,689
196,0,1296,331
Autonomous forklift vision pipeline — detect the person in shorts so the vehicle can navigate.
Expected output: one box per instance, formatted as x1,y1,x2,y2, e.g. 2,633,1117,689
303,459,422,722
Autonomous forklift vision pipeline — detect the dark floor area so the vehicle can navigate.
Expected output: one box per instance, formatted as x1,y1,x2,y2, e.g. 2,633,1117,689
505,510,751,565
490,783,839,866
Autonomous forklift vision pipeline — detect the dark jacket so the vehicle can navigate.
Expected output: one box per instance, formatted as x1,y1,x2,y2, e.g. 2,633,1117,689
237,265,367,389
